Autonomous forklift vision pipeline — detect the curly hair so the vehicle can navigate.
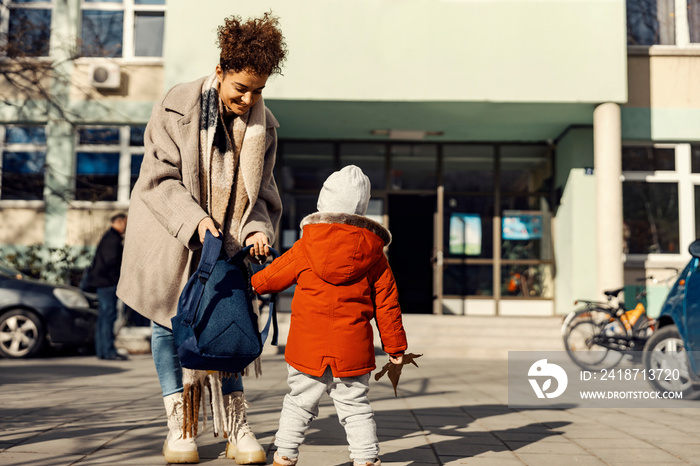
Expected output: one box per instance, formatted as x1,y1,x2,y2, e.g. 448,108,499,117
217,12,287,77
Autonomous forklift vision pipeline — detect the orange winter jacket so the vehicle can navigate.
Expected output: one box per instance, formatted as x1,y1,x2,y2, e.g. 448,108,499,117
251,212,408,377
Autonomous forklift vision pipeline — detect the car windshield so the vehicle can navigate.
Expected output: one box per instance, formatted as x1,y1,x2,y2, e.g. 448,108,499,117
0,261,26,280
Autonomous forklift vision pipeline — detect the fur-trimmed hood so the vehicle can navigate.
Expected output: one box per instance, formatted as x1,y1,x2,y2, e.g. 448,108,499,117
300,212,392,245
298,212,392,285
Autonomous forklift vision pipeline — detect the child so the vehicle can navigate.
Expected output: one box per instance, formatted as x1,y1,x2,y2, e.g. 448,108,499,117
251,165,408,466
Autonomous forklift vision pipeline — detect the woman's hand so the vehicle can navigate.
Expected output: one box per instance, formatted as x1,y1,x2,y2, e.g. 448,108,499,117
198,217,219,243
245,232,270,259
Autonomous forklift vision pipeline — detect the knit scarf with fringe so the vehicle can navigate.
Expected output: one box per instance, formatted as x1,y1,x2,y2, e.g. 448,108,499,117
198,72,249,257
181,73,265,439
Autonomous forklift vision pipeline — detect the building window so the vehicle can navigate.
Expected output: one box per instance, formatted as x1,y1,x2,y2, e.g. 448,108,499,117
443,145,494,193
444,264,493,296
622,145,675,171
691,0,700,42
623,181,680,254
501,264,554,299
694,183,700,239
80,0,166,58
621,144,700,257
0,126,47,201
690,144,700,172
443,144,553,299
129,126,144,192
279,142,335,192
445,194,495,260
390,144,437,190
627,0,700,46
3,1,53,57
74,125,144,203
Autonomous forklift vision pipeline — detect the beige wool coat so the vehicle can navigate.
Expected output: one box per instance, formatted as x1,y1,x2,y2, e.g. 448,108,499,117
116,76,282,328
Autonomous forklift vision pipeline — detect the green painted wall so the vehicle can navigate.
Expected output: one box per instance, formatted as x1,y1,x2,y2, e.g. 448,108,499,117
1,100,154,126
622,107,700,142
67,101,154,124
620,107,652,140
554,127,598,314
650,108,700,142
167,0,627,104
268,100,595,141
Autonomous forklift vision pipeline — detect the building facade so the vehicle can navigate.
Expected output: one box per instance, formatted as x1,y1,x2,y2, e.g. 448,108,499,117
1,0,698,317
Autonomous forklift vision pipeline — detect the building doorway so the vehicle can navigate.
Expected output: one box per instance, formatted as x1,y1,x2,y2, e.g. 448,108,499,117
275,139,555,316
388,194,436,314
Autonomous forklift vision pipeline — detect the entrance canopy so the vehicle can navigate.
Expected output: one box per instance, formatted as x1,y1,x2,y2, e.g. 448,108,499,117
267,100,596,142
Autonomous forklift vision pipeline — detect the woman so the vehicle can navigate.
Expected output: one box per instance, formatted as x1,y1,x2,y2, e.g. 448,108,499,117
117,13,286,465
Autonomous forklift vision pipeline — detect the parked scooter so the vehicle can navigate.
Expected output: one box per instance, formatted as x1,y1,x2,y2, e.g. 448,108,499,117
642,240,700,397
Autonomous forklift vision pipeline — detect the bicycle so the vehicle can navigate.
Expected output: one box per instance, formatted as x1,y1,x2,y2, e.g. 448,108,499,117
562,282,655,371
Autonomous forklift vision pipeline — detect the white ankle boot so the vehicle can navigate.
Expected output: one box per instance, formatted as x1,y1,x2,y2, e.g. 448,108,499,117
163,392,199,464
224,391,266,464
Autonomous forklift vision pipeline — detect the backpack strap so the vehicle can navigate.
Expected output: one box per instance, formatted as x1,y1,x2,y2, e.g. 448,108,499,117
235,245,280,347
198,231,223,283
182,230,222,326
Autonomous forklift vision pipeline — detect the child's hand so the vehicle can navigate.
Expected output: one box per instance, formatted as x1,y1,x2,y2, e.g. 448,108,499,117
375,353,422,397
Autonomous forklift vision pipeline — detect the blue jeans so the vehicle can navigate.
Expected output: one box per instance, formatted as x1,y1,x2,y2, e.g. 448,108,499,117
95,285,118,358
151,322,244,396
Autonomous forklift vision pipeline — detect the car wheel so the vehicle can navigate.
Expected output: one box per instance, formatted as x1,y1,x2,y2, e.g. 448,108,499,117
0,309,46,358
642,324,695,397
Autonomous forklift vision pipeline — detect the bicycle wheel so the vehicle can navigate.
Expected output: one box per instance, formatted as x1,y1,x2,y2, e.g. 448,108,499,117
564,316,623,370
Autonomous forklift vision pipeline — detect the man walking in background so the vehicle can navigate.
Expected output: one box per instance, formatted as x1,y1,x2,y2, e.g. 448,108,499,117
90,213,129,361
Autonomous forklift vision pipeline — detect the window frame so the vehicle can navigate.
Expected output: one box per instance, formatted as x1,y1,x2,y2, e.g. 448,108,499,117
622,142,698,265
1,0,166,62
0,0,55,59
79,0,166,62
72,124,144,207
0,124,47,207
627,0,700,49
676,0,700,46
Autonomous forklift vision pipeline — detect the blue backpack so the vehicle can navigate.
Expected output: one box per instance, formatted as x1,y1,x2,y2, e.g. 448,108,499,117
172,231,278,373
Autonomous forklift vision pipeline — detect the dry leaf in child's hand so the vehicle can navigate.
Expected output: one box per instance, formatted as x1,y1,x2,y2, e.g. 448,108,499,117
374,353,423,397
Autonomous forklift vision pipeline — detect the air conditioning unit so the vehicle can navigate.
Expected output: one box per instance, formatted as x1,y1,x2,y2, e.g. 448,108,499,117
88,62,121,90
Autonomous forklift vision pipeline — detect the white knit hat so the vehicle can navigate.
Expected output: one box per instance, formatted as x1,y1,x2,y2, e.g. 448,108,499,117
317,165,371,215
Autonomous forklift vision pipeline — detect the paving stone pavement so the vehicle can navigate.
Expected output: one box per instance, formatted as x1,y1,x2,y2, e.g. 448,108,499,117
2,352,700,465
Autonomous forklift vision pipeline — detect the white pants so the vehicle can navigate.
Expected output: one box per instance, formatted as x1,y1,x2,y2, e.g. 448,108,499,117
275,364,379,463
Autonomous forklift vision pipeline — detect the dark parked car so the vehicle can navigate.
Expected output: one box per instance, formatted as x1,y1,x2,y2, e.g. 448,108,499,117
0,261,98,358
642,239,700,396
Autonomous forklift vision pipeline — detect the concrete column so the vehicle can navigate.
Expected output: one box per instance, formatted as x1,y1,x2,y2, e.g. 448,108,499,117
43,0,80,248
44,120,73,248
593,102,624,296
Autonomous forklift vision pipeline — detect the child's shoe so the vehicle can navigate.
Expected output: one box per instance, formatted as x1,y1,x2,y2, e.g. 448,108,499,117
273,451,298,466
353,460,381,466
